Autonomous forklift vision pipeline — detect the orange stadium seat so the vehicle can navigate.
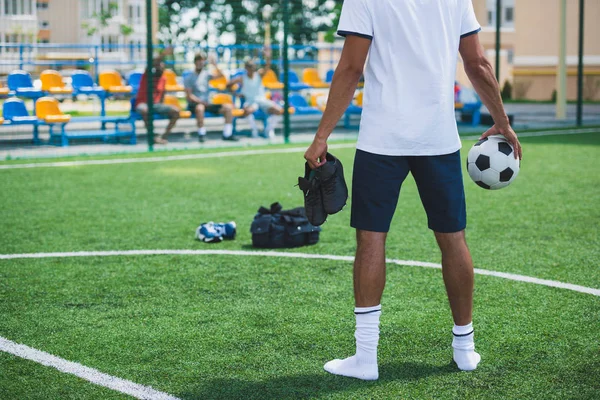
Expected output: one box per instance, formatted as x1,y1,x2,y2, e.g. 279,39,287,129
36,97,71,124
40,70,73,94
302,68,329,88
163,69,184,92
262,70,284,90
164,95,192,118
211,93,245,117
99,71,133,94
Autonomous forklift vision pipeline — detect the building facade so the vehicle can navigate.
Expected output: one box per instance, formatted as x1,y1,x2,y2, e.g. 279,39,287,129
319,0,600,101
470,0,600,101
1,0,154,74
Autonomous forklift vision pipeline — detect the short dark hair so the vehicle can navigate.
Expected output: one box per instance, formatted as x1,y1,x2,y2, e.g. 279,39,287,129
194,52,207,63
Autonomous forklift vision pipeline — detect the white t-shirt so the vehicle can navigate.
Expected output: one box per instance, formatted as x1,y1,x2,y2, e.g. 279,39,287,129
338,0,480,156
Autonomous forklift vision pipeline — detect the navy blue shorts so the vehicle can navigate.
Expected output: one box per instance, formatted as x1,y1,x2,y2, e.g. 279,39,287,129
351,149,466,233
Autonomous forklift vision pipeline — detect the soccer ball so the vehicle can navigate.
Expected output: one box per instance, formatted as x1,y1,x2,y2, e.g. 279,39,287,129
467,135,520,190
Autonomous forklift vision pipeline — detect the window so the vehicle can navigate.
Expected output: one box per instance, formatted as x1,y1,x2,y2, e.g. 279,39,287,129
37,2,48,9
505,7,514,23
486,0,515,27
39,20,49,28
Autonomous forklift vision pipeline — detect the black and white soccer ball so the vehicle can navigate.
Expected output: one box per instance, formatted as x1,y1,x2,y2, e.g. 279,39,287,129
467,135,520,190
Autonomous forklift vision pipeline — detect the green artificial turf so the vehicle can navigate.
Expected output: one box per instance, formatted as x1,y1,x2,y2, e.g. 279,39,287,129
0,131,599,399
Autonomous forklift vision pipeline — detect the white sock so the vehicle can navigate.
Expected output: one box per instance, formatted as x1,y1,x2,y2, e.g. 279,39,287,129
223,123,233,138
264,115,280,138
247,114,258,137
452,322,481,371
198,127,206,137
323,305,381,380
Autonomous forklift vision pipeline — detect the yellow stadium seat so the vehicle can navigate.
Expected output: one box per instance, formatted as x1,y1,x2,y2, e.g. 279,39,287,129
355,91,363,106
209,76,228,92
164,95,192,118
36,97,71,123
40,70,73,94
310,93,327,111
262,70,284,90
302,68,329,89
99,71,132,94
211,93,245,117
0,82,9,96
163,69,184,92
0,117,4,124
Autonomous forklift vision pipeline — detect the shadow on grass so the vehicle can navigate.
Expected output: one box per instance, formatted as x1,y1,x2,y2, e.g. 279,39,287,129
179,361,457,400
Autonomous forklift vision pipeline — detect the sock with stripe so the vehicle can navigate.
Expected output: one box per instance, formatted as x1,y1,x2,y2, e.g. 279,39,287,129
323,305,381,380
452,322,481,371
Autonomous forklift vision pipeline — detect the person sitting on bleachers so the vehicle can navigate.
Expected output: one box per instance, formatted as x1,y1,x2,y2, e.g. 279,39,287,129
134,57,179,144
184,52,237,142
227,49,283,138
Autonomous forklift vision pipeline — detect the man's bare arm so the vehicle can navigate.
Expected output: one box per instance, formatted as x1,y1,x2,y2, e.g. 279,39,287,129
460,34,522,159
304,35,371,168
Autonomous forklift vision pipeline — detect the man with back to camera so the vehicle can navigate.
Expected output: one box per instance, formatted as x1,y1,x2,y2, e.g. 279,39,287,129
304,0,522,380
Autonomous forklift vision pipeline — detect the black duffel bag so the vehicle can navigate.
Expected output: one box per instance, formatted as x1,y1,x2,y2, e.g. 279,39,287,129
250,202,321,248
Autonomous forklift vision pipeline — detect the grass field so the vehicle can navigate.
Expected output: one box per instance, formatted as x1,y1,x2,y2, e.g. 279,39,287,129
1,131,599,399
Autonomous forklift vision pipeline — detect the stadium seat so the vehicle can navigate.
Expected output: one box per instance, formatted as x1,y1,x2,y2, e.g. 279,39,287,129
71,70,106,97
2,97,38,124
344,91,363,129
36,97,71,124
280,70,311,91
40,70,73,95
163,69,184,92
211,93,245,117
302,68,329,88
0,81,9,97
7,70,44,99
127,71,143,94
310,93,327,112
262,70,284,90
164,95,192,118
288,94,321,115
2,97,40,143
35,97,72,146
0,117,3,124
209,76,228,92
325,69,335,83
99,71,133,94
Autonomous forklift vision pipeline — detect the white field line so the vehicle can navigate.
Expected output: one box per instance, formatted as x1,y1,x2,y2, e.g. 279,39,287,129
461,127,599,141
1,249,598,297
0,143,356,170
0,337,180,400
1,127,597,170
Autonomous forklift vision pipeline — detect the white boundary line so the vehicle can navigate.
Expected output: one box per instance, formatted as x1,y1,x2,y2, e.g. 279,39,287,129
0,127,597,170
0,143,356,170
1,249,597,398
1,249,598,296
0,337,180,400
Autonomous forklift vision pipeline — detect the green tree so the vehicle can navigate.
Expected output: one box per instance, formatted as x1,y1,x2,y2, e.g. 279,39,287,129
158,0,337,46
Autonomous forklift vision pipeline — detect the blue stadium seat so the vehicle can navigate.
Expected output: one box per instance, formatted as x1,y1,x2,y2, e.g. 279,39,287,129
279,70,311,91
289,94,322,115
325,69,335,83
127,71,143,95
2,97,40,143
7,70,44,99
71,70,106,97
